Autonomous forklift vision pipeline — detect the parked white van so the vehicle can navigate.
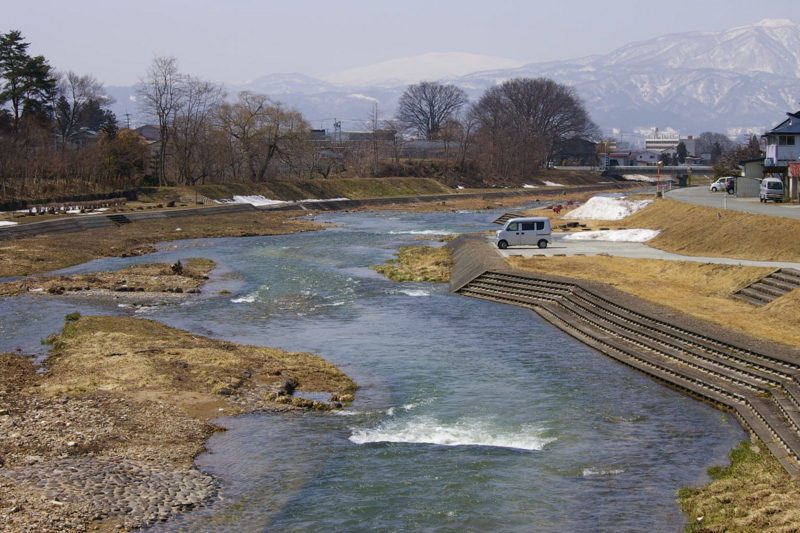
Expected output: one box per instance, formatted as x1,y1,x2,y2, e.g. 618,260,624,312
760,177,784,203
495,217,551,249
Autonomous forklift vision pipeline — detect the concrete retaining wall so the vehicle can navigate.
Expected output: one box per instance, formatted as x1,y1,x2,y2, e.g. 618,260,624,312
449,235,800,477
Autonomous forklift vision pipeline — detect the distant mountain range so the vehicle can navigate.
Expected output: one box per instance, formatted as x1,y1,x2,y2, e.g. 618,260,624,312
108,19,800,141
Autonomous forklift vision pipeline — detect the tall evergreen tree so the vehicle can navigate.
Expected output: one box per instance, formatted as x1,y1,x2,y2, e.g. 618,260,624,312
0,30,56,132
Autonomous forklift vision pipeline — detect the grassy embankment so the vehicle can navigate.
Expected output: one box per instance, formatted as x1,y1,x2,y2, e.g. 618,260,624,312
509,197,800,347
678,441,800,532
136,177,454,204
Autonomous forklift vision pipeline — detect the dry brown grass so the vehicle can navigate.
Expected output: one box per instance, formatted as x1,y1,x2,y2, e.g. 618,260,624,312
518,196,800,263
373,187,637,213
372,245,454,282
0,259,215,296
506,255,800,347
679,441,800,533
43,315,355,403
617,198,800,262
0,211,321,278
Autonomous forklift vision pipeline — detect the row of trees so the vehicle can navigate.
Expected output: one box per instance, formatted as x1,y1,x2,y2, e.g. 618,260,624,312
136,57,314,187
0,30,144,201
136,64,601,188
6,30,762,202
0,30,603,201
395,78,600,180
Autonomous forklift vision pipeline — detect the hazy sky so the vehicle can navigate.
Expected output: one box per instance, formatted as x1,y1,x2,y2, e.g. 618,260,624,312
7,0,800,86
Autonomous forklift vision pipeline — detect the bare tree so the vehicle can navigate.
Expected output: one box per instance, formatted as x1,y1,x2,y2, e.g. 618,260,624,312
136,56,185,186
381,118,409,164
454,111,478,168
170,76,225,186
215,91,309,182
53,71,114,147
695,132,733,163
471,77,600,179
396,81,468,140
361,102,385,176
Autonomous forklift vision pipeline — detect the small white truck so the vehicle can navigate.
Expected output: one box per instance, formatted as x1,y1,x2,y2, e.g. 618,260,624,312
495,217,551,249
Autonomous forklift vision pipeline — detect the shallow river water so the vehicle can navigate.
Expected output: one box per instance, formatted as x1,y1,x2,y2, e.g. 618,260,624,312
0,208,745,532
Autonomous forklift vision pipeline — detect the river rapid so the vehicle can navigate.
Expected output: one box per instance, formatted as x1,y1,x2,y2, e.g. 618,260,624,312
0,208,744,532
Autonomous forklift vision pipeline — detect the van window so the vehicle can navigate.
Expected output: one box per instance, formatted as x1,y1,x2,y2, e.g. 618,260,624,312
506,222,519,231
520,222,535,231
767,181,783,190
535,221,545,231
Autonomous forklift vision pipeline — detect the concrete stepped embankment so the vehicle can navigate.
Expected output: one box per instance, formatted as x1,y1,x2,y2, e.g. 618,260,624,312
734,268,800,306
448,235,800,477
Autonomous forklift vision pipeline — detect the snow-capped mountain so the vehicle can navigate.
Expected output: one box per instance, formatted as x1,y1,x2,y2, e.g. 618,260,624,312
449,19,800,136
597,19,800,76
321,52,525,88
114,19,800,137
230,73,340,95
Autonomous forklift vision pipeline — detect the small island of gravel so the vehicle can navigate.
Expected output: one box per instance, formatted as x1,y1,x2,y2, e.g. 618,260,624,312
0,313,355,532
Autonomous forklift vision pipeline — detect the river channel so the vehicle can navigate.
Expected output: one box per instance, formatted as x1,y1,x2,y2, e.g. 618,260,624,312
0,208,745,532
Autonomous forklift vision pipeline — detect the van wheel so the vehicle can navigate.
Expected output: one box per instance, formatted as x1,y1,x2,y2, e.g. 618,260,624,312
497,240,508,249
537,239,548,249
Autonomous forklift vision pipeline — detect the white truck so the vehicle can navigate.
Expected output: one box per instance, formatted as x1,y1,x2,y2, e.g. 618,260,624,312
495,217,551,249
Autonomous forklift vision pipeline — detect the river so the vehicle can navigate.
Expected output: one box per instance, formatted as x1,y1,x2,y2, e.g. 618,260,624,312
0,208,744,532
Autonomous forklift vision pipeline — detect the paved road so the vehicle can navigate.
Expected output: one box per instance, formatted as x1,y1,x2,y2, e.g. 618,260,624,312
493,234,800,270
665,186,800,219
491,185,800,269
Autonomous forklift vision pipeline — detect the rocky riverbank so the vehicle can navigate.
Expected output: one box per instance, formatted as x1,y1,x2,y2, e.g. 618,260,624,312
0,260,214,298
0,314,356,532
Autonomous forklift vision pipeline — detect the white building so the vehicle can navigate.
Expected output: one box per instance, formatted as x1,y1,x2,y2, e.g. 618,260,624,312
764,111,800,166
644,131,697,156
763,110,800,202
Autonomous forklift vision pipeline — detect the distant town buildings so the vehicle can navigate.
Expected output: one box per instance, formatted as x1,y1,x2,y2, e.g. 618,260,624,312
644,130,697,157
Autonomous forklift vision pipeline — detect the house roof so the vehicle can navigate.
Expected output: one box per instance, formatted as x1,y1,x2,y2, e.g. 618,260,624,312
133,125,161,142
766,111,800,135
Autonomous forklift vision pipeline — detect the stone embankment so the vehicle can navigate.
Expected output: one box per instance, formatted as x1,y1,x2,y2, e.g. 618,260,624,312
449,234,800,478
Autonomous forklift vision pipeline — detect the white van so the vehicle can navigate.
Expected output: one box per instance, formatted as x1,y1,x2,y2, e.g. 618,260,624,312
760,177,784,203
495,217,551,249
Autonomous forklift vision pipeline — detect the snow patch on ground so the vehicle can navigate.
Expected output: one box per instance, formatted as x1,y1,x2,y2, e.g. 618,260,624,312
561,229,660,242
563,197,653,220
218,195,350,206
522,184,538,188
543,181,565,187
621,174,658,182
0,220,18,226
